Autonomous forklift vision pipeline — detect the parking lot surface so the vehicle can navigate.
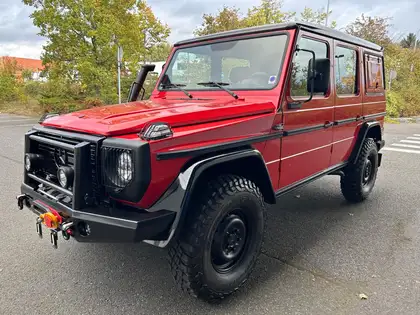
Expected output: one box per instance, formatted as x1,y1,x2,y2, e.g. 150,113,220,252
0,115,419,314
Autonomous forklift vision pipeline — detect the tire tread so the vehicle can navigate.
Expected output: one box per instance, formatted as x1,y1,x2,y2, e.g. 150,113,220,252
341,138,377,202
168,174,265,302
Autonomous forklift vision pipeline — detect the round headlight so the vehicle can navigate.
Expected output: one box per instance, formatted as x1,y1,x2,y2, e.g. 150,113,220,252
58,169,67,187
25,155,31,171
116,152,133,185
57,166,74,188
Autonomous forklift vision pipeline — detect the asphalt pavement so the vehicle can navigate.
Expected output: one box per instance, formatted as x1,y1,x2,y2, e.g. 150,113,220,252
0,114,419,315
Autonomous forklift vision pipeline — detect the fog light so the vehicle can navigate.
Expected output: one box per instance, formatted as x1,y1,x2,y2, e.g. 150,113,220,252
57,166,74,188
25,153,43,172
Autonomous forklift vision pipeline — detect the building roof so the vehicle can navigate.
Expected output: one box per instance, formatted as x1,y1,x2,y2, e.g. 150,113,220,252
0,56,44,71
174,21,382,52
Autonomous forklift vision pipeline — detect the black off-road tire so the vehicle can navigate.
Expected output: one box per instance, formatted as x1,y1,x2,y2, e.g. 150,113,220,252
168,175,266,302
341,138,379,202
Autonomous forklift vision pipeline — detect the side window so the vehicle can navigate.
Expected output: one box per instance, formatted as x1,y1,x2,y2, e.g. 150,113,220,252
335,46,357,95
291,37,328,97
365,54,384,93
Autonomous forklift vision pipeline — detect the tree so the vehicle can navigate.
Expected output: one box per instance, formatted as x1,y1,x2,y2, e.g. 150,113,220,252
345,14,391,47
400,33,420,49
299,7,336,28
194,2,339,37
243,0,295,27
23,0,170,103
194,6,243,36
21,69,33,81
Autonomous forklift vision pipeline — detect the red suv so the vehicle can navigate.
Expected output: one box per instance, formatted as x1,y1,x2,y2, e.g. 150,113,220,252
17,22,386,301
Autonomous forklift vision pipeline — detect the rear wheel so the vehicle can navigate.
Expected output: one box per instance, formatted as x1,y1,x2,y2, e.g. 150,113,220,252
341,138,379,202
168,175,266,302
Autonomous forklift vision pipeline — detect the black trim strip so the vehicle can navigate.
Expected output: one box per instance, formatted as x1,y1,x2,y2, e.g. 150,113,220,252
275,162,348,197
157,111,387,161
284,124,326,136
156,132,283,161
334,117,357,126
364,112,386,120
174,22,382,51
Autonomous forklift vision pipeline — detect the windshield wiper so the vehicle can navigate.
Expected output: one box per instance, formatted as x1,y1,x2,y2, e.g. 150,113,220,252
161,83,193,99
196,82,239,99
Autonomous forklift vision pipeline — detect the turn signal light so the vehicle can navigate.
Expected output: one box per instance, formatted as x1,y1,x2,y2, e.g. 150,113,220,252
140,122,173,140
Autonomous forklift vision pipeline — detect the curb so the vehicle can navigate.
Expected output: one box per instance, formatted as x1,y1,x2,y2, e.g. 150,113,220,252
386,116,420,124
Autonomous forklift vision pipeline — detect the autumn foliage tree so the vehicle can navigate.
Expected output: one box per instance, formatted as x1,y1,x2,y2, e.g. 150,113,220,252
345,14,420,117
345,14,392,47
23,0,170,105
194,1,335,36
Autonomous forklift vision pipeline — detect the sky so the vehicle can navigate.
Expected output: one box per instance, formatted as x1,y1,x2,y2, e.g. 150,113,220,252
0,0,418,59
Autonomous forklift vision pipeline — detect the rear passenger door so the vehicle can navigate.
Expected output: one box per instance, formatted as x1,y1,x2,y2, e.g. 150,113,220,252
331,42,362,165
279,34,334,188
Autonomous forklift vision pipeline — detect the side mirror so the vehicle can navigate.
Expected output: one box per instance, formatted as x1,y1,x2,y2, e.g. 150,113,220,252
307,58,330,94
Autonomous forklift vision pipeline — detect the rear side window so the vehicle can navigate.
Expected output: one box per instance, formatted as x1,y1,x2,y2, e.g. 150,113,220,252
365,54,384,93
335,46,357,95
291,37,328,97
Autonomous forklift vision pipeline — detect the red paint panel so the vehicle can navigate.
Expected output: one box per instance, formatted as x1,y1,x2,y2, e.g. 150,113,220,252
330,42,363,166
330,136,356,163
362,101,386,117
279,146,331,187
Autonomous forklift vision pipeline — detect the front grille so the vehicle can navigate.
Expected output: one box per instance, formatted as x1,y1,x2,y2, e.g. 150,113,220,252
101,147,134,189
25,127,103,210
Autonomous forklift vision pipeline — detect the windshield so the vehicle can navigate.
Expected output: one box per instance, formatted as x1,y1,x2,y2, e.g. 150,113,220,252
160,34,288,91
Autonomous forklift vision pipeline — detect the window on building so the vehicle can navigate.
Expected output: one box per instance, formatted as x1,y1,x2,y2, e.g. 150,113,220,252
291,37,328,97
335,46,357,95
365,54,384,92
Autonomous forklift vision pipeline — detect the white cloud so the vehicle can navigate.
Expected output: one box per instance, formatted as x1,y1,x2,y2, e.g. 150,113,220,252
0,0,418,59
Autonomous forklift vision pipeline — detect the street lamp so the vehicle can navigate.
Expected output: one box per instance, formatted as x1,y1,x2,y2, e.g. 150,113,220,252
325,0,330,27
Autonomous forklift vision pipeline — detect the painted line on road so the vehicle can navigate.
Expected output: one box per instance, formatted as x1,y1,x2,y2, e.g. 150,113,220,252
401,140,420,144
0,119,37,123
382,147,420,154
0,124,36,129
392,143,420,150
407,137,420,140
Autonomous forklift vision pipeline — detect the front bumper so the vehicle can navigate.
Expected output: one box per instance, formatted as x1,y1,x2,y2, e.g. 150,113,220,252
20,183,176,243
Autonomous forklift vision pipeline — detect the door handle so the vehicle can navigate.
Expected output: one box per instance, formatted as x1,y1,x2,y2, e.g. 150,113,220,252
324,121,334,128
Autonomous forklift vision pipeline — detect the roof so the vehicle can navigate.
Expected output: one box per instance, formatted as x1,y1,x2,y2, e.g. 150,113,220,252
174,21,382,52
0,56,44,71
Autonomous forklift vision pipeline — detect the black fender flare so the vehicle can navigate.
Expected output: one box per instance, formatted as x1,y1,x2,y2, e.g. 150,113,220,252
144,148,275,247
350,121,383,164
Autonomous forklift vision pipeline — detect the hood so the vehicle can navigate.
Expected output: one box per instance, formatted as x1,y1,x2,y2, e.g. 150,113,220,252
42,98,275,136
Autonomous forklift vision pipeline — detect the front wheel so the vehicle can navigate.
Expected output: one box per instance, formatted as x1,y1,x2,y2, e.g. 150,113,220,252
341,138,379,202
168,175,266,302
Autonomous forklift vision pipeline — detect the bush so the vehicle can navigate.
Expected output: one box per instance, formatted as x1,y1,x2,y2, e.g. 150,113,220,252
24,81,44,98
0,74,19,102
386,91,404,117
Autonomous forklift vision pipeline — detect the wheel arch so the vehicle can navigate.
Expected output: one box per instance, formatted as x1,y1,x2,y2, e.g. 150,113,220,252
145,148,276,248
183,149,276,208
350,121,383,164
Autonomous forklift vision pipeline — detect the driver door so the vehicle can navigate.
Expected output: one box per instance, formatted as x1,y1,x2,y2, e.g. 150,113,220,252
278,33,334,188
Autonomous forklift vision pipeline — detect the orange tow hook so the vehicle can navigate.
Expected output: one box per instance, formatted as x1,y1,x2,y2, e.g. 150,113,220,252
39,209,63,229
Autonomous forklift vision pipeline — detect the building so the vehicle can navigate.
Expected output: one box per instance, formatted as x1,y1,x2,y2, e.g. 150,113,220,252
0,56,45,81
145,61,166,76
